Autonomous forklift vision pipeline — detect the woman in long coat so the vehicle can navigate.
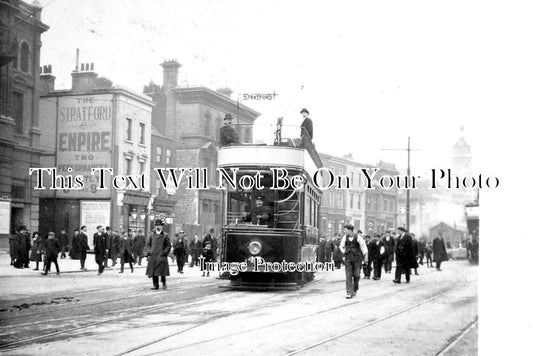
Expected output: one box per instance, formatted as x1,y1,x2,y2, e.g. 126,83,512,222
30,232,45,270
432,234,448,271
145,219,171,290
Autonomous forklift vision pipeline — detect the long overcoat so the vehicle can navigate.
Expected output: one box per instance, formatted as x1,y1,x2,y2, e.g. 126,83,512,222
93,232,108,262
30,235,46,261
119,236,135,263
395,233,418,269
432,237,448,262
145,231,171,277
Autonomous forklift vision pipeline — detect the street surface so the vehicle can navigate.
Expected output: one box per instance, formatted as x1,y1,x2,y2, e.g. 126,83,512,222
0,253,477,355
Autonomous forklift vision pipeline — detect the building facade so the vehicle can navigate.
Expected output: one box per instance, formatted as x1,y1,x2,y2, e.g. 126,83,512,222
0,0,48,245
319,153,368,236
143,60,260,236
364,161,399,235
38,62,153,243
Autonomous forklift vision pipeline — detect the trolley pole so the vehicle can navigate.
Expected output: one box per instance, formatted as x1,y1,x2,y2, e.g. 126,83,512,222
381,136,418,232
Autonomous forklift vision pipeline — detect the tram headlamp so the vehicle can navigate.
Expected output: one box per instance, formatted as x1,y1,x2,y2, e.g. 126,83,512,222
248,241,262,255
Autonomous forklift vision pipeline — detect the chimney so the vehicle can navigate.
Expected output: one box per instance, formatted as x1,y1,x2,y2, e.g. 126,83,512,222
216,87,233,98
161,59,181,91
39,64,55,93
71,62,98,93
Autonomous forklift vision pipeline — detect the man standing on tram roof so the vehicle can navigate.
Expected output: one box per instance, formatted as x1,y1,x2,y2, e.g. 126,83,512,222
241,196,273,226
300,108,313,140
219,113,240,146
340,224,368,299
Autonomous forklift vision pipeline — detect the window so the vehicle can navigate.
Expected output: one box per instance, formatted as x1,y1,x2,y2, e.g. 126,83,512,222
155,179,161,196
139,161,145,175
139,122,145,144
125,159,132,175
337,192,342,208
350,193,354,209
384,198,389,212
245,128,252,144
20,42,30,73
350,172,354,185
13,92,24,134
165,149,171,164
126,118,132,141
329,192,334,206
156,147,161,163
357,194,361,210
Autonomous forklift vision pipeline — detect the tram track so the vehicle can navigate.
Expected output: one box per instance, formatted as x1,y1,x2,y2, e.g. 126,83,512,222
0,278,225,324
0,287,235,350
435,317,478,356
114,274,466,355
284,279,474,355
1,267,470,354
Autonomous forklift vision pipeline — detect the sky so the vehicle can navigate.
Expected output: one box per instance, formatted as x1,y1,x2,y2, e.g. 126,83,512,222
35,0,532,178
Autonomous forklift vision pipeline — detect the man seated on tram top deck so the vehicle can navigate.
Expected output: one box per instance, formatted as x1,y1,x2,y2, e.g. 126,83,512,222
240,196,273,227
219,113,240,146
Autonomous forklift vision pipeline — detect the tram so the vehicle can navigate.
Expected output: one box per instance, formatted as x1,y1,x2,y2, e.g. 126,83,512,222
218,131,323,289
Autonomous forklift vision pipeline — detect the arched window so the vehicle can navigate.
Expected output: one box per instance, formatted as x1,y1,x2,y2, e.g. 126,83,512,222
204,112,212,137
20,42,30,73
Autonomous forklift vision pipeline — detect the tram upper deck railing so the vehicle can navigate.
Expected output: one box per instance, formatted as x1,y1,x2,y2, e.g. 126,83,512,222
219,123,323,170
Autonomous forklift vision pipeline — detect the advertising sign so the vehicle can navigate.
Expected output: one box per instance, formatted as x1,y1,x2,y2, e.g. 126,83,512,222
0,200,11,234
56,94,113,198
80,200,111,248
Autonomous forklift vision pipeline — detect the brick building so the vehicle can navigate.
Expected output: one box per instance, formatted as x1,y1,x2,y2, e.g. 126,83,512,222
364,161,399,235
319,153,367,236
0,0,48,244
144,60,260,235
39,60,153,243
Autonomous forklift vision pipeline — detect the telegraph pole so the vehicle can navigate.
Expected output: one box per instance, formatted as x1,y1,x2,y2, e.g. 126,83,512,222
381,136,418,232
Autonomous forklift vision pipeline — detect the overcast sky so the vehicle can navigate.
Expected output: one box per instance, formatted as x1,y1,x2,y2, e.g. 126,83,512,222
37,0,532,176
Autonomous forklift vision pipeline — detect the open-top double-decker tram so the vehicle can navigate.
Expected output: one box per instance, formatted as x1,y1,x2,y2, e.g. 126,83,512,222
217,132,324,289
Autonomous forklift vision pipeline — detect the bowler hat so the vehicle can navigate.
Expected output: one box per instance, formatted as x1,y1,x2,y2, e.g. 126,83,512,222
343,223,354,231
154,219,165,226
397,226,407,232
255,196,264,201
224,113,234,120
48,232,55,237
300,108,309,114
18,225,27,231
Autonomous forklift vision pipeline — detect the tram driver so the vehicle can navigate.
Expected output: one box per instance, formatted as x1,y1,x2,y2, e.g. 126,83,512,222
240,196,273,226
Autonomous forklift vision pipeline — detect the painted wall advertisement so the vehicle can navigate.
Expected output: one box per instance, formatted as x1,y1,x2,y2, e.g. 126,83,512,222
56,94,113,198
80,200,111,249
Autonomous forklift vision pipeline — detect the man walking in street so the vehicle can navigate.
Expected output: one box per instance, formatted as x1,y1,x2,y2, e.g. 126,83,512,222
383,231,395,274
145,219,171,290
93,225,108,275
369,233,387,280
189,234,202,267
133,229,146,266
173,231,188,274
432,233,448,271
340,224,368,299
393,227,417,284
58,228,69,259
42,232,61,276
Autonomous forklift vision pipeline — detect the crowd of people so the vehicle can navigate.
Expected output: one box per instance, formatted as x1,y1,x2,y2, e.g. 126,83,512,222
316,225,452,298
10,219,466,295
8,221,221,287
